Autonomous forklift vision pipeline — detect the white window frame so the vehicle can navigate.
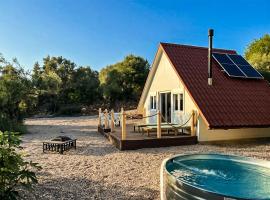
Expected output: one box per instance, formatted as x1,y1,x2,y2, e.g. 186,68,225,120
173,93,184,112
150,95,157,110
179,93,184,112
173,94,179,111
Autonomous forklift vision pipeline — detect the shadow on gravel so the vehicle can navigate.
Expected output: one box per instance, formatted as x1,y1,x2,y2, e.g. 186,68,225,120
21,177,158,200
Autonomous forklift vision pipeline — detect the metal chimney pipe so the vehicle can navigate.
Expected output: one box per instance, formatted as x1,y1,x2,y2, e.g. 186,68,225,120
208,29,214,85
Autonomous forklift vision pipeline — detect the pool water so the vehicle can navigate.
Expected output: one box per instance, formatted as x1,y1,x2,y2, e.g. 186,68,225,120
166,154,270,200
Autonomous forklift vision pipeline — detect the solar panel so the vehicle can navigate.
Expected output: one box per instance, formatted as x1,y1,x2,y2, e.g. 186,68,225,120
212,53,246,78
227,54,263,79
212,53,234,64
227,54,250,65
219,63,247,77
238,65,263,78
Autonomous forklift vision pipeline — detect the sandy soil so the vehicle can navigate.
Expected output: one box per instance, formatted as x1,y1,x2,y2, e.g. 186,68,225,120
22,116,270,200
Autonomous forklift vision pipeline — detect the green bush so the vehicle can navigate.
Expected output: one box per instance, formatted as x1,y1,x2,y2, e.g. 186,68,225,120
0,116,27,134
0,131,41,199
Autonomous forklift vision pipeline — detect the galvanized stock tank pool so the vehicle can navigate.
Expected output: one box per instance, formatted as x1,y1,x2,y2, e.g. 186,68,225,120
163,154,270,200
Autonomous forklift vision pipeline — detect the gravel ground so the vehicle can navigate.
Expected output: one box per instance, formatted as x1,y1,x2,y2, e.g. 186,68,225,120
22,116,270,200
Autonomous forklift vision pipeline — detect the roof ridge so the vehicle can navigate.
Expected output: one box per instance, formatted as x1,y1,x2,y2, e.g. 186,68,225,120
160,42,236,53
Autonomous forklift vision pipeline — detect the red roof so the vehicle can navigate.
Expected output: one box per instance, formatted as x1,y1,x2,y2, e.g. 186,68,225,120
161,42,270,128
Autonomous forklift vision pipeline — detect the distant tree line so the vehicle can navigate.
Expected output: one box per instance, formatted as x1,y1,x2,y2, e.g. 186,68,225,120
0,54,149,132
32,56,102,114
32,54,149,114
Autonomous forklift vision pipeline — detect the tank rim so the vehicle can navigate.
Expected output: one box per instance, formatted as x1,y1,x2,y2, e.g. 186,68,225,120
164,153,270,200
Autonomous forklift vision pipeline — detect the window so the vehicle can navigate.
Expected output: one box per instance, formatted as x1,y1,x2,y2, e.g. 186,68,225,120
180,94,183,111
173,94,178,111
150,95,156,110
173,93,184,111
153,96,156,109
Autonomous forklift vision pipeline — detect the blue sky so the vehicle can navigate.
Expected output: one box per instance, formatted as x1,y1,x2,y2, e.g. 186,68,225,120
0,0,269,71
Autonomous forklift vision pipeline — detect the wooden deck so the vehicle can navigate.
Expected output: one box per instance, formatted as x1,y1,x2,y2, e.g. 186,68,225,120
98,121,197,150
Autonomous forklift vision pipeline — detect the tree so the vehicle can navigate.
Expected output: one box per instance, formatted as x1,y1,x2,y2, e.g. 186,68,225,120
99,55,150,104
71,67,100,104
32,56,101,113
39,71,62,113
101,69,123,102
0,55,34,131
32,56,75,112
42,56,75,104
244,34,270,72
32,62,42,90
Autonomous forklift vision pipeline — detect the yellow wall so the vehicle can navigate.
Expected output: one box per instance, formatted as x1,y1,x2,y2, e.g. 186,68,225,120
184,89,197,114
198,116,270,142
143,52,197,122
146,52,183,92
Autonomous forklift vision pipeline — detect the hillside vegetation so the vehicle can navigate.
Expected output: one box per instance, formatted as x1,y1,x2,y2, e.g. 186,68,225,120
0,54,149,133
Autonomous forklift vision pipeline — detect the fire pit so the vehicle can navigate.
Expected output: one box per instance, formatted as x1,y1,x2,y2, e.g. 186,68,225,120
43,136,77,154
51,136,73,142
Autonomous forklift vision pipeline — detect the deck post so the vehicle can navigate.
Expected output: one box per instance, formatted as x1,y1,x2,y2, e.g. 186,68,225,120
121,107,124,125
111,109,115,132
98,108,102,127
157,110,161,138
191,110,195,136
104,109,109,129
121,108,126,140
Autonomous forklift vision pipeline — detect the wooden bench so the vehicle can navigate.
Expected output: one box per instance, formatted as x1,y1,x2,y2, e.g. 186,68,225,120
43,139,77,154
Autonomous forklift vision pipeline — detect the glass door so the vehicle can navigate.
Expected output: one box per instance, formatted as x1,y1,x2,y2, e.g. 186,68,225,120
160,92,171,123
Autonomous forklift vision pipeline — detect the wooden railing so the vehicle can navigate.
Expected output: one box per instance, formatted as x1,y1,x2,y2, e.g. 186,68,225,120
98,108,198,140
